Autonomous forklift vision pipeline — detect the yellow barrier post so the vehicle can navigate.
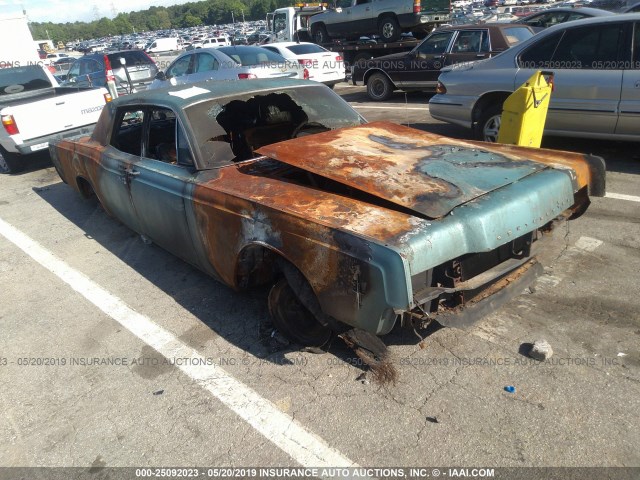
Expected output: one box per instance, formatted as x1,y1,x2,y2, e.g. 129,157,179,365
497,71,554,148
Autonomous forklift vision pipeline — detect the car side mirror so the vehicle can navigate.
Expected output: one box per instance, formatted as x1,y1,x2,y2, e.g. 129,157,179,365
155,71,167,81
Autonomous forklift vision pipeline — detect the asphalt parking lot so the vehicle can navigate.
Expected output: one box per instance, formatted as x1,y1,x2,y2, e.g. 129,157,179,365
1,83,639,475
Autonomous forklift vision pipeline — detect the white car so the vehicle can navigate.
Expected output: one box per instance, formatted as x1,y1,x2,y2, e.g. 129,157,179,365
149,46,301,89
260,42,344,88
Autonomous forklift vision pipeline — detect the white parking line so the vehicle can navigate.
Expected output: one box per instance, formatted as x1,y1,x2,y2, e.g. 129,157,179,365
605,192,640,203
351,105,427,111
0,217,359,471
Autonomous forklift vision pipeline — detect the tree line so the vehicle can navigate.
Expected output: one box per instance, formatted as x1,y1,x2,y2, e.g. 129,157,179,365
29,0,294,43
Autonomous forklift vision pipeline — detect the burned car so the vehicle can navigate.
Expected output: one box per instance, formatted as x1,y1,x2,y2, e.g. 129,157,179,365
50,79,605,352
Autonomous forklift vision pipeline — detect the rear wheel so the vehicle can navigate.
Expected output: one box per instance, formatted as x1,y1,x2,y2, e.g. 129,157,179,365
378,16,401,42
474,104,503,142
366,72,394,101
0,147,24,174
268,277,332,347
311,24,329,44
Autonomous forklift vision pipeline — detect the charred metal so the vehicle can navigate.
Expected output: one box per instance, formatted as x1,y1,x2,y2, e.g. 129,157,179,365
49,80,605,352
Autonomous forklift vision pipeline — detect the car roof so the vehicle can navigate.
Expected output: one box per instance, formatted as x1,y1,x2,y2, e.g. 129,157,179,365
540,10,640,29
262,42,318,47
110,78,320,111
522,6,615,16
437,22,534,30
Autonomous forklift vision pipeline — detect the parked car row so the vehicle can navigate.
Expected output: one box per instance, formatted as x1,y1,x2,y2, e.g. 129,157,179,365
429,13,640,142
351,23,536,100
55,43,346,96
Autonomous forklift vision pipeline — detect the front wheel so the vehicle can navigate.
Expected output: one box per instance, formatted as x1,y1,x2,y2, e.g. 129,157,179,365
268,278,332,347
474,104,503,142
366,72,394,101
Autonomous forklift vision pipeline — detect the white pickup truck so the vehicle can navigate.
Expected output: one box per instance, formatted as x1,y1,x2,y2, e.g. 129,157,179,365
0,64,110,173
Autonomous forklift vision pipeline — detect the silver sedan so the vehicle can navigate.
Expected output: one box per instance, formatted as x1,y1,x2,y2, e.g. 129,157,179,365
429,14,640,142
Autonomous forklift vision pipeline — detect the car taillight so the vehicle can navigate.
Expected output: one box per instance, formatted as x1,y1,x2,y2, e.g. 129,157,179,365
303,68,310,80
1,115,19,135
335,55,343,62
103,55,115,82
298,59,313,67
238,73,257,79
413,0,421,13
436,81,446,94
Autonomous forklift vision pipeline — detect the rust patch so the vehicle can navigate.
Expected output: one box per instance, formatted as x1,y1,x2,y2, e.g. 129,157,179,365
256,122,552,219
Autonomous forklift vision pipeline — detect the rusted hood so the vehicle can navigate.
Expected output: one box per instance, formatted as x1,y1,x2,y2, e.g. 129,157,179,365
256,122,549,219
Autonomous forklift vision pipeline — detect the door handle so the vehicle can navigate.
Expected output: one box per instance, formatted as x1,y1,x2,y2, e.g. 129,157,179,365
635,81,640,88
127,169,140,177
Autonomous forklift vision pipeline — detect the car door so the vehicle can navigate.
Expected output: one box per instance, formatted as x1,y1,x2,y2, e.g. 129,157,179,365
66,57,103,88
516,22,628,135
395,30,455,89
327,0,356,37
346,0,375,35
126,107,202,266
616,21,640,137
165,53,194,87
99,108,146,234
186,51,223,82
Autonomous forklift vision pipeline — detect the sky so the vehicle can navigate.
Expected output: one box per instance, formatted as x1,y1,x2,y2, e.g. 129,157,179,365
0,0,195,23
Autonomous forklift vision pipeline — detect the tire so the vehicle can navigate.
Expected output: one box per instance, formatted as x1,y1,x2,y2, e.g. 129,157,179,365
378,16,401,42
268,277,332,347
366,72,394,101
311,24,329,45
474,104,503,142
0,146,24,174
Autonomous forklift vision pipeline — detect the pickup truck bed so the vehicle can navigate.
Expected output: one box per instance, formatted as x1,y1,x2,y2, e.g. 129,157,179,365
0,65,109,173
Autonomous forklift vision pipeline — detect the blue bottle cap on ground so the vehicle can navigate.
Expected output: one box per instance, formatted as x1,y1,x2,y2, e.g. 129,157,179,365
504,386,516,393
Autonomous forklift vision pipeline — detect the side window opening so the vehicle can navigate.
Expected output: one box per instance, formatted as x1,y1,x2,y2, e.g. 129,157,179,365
551,23,629,69
416,31,455,56
167,55,192,79
195,53,219,73
111,109,145,156
451,31,483,53
518,31,564,68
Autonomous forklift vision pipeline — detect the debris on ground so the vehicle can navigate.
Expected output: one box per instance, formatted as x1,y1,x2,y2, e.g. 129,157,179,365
426,416,439,424
153,389,164,396
340,328,398,386
355,372,370,385
504,386,516,393
528,339,554,361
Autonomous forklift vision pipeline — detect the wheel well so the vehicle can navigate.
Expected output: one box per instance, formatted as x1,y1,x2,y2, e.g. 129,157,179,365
378,13,398,24
472,92,510,125
235,243,282,290
76,176,96,199
363,68,395,87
